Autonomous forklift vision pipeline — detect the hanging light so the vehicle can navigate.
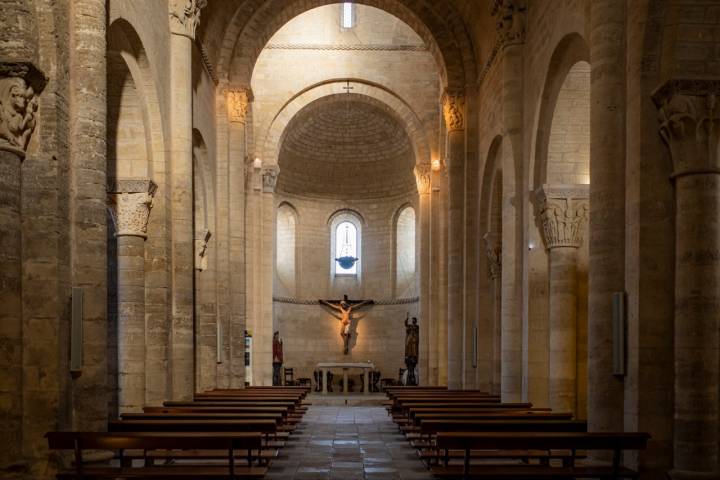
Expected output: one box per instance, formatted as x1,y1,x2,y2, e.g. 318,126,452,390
335,223,358,269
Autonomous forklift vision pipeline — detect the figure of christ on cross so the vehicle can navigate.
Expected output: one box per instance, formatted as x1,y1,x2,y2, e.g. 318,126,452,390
319,294,374,354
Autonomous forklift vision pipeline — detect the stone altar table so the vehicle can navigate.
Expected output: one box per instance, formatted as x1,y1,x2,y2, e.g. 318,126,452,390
317,362,375,395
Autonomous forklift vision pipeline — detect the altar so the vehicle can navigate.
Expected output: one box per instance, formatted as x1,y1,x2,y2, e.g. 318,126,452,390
317,362,375,395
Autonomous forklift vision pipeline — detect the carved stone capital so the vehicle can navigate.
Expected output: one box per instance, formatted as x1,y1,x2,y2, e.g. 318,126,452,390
227,88,253,123
652,79,720,178
442,92,465,132
108,178,158,239
414,164,432,195
534,184,589,250
169,0,207,39
195,228,211,271
0,62,47,156
483,232,502,280
492,0,527,47
262,165,280,193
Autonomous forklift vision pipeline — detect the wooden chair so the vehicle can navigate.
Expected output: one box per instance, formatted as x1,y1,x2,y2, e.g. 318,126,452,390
283,368,295,386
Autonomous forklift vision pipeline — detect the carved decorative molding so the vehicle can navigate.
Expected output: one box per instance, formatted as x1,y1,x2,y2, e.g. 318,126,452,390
483,232,502,280
107,178,158,239
535,184,589,250
262,165,280,193
492,0,527,48
197,41,218,85
169,0,207,39
195,229,211,271
652,79,720,177
442,92,465,132
265,43,427,52
227,88,252,123
414,164,432,195
273,296,419,306
0,62,46,156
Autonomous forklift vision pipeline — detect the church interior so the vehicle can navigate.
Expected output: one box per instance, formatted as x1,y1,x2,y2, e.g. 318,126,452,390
1,0,718,479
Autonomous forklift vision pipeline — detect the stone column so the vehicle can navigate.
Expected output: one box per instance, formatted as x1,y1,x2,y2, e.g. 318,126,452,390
168,0,206,400
227,88,251,388
443,92,466,389
260,165,279,386
415,164,432,385
429,178,441,385
0,62,44,471
483,232,502,396
245,161,278,386
535,185,588,415
588,0,626,434
437,171,449,386
494,0,526,402
108,179,157,412
653,80,720,479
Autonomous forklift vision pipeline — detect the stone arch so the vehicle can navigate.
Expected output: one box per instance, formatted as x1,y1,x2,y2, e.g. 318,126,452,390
192,128,214,237
480,136,504,234
532,33,590,192
275,201,299,297
392,203,417,298
107,18,165,182
261,79,431,166
213,0,476,91
328,208,365,278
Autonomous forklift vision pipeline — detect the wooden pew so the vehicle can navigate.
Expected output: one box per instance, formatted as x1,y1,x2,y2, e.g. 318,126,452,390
46,431,267,479
432,431,650,478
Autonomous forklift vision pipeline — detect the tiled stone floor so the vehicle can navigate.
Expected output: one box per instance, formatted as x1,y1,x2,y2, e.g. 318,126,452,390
268,406,433,480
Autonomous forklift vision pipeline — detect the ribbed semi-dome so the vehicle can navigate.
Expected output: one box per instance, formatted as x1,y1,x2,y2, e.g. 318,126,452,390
278,94,416,199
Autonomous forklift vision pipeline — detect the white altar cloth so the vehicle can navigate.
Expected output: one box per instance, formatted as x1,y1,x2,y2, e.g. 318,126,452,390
317,362,375,395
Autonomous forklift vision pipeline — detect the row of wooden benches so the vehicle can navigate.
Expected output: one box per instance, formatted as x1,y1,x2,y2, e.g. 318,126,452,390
385,386,650,479
46,386,311,479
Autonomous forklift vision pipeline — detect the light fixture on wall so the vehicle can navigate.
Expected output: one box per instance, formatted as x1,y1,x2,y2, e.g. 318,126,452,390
431,158,441,172
253,157,262,169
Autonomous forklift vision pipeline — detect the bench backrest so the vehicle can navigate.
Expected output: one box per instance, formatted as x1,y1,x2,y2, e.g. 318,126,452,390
435,431,650,451
145,406,288,417
46,431,262,451
412,412,574,425
420,419,587,435
121,412,283,423
108,419,277,434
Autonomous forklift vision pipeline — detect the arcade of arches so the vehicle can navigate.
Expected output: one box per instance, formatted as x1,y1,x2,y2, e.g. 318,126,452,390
1,0,720,479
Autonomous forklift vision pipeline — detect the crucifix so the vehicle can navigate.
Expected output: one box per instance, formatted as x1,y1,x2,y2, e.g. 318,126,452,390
319,294,374,354
343,80,354,94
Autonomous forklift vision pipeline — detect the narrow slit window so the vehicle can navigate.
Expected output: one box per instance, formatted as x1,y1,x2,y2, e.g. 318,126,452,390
341,2,356,29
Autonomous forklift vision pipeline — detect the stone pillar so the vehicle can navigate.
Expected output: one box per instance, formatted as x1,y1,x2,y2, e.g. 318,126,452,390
0,62,44,471
108,179,157,413
437,170,449,386
588,0,626,435
483,232,502,396
535,185,588,415
653,80,720,479
494,0,526,402
245,161,278,386
429,178,441,385
415,164,432,385
168,0,206,400
443,92,466,389
227,87,251,388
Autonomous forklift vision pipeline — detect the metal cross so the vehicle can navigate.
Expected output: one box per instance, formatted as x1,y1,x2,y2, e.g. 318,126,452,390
343,81,354,94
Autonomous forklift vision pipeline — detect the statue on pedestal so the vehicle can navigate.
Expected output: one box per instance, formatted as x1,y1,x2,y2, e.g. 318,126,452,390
319,295,374,354
272,331,283,386
404,314,419,386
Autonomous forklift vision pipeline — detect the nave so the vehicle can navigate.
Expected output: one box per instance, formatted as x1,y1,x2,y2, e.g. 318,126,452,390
267,406,430,480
